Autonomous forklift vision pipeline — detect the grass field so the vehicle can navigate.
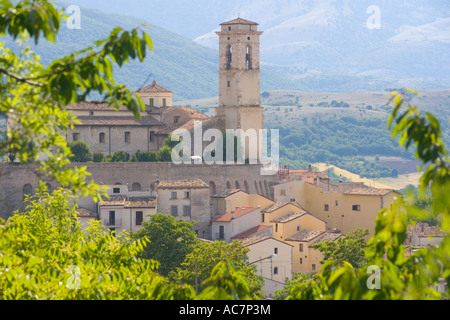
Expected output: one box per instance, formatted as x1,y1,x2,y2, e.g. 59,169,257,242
313,162,422,190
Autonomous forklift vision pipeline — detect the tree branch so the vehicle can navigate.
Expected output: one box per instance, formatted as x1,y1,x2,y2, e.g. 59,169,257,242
0,68,44,87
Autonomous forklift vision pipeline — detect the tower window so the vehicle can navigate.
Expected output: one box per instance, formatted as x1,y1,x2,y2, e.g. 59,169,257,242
246,46,252,70
227,81,230,88
226,45,232,70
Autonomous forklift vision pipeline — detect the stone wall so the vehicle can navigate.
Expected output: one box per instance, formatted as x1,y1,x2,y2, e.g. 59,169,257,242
0,162,278,220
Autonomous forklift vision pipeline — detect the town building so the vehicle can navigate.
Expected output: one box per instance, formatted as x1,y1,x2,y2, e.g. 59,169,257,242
242,236,293,298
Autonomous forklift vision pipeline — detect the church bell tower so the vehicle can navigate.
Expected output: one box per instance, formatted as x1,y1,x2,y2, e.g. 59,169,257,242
215,18,264,135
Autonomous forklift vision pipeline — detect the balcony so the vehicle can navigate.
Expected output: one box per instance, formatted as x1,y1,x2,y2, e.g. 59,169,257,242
102,218,123,227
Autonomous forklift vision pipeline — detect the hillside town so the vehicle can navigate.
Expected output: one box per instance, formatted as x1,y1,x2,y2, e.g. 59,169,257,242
1,12,447,301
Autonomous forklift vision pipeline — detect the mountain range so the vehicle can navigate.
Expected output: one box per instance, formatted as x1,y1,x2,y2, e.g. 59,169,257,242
68,0,450,93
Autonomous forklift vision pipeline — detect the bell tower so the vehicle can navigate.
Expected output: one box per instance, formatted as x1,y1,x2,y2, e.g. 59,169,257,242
215,18,264,135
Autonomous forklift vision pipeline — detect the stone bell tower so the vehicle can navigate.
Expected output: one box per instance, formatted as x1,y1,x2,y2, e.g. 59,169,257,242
215,18,264,135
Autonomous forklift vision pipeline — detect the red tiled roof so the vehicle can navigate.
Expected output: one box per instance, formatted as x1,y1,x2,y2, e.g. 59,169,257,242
232,225,272,240
212,207,259,222
221,18,258,26
136,80,172,94
344,188,397,196
157,179,209,189
75,116,164,127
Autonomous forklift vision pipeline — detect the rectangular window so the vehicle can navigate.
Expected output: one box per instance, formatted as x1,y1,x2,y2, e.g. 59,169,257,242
149,98,154,107
261,213,265,223
275,224,278,232
136,211,143,226
183,206,191,217
125,132,131,143
300,258,303,264
99,132,105,144
113,188,120,194
274,248,278,255
352,205,361,211
171,192,177,200
227,80,230,88
273,267,278,275
149,131,155,142
312,264,316,271
72,133,80,141
163,98,167,107
299,244,304,252
280,189,286,196
170,206,178,216
174,116,180,124
109,211,116,226
324,204,329,211
184,191,190,199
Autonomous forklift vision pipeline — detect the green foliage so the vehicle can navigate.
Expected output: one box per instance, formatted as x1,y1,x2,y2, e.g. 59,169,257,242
68,141,92,163
0,187,260,300
312,229,369,268
93,152,105,163
287,90,450,300
132,150,157,162
130,214,197,277
110,150,129,163
273,273,312,300
157,145,173,162
0,0,154,201
169,240,264,299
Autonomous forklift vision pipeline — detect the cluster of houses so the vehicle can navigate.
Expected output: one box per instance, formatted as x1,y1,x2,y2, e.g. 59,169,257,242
75,166,446,297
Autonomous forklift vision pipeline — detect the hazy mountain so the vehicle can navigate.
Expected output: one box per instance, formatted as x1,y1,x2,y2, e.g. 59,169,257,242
68,0,450,92
1,2,304,101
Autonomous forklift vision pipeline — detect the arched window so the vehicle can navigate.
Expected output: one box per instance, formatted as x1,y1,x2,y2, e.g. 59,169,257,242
23,184,33,201
226,181,232,190
209,181,217,196
226,45,232,70
132,183,141,191
246,45,252,70
254,181,260,195
244,181,250,193
235,181,241,190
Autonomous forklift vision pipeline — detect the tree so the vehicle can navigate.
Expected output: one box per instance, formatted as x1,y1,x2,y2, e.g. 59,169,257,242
130,213,198,277
132,150,157,162
110,150,129,163
273,273,312,300
93,152,104,163
287,89,450,300
169,240,264,298
0,0,153,201
0,185,255,300
68,141,92,163
157,145,172,162
391,168,399,178
312,229,369,268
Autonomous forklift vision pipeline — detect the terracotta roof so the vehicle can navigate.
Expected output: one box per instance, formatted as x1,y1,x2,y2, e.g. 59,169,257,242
125,198,156,208
211,189,244,198
76,207,98,218
136,80,173,94
99,195,126,206
221,18,258,25
67,101,130,112
286,230,326,242
262,202,302,213
344,188,397,196
157,179,209,189
75,116,164,127
271,212,307,223
240,236,294,247
310,231,343,246
232,225,272,240
212,207,259,222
